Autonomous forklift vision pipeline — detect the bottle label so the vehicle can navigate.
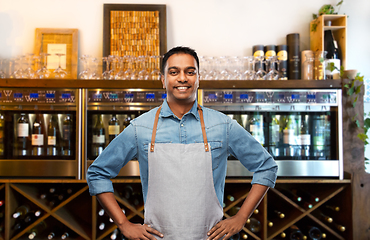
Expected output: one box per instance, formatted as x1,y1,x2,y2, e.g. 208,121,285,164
266,50,276,58
32,134,44,146
17,123,29,137
300,134,311,145
63,127,71,140
48,136,56,145
253,50,264,57
108,125,120,135
283,129,296,145
277,50,288,61
93,135,105,144
325,59,341,79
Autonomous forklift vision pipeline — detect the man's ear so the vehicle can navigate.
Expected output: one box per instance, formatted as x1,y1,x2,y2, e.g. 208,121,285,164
161,74,166,89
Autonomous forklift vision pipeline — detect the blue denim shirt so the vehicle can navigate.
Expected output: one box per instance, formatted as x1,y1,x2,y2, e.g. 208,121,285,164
87,100,278,206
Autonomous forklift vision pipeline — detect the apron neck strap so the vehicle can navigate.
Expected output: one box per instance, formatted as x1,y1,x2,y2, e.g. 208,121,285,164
150,104,209,152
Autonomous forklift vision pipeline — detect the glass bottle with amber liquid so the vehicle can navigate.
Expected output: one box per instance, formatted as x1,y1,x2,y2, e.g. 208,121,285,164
17,113,30,156
47,115,60,156
92,114,106,158
108,114,120,143
61,114,73,156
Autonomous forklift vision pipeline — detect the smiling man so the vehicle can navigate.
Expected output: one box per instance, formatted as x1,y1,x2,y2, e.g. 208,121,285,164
87,46,278,240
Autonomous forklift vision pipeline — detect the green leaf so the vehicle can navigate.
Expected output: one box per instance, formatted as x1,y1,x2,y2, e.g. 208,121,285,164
355,119,361,128
344,84,349,88
347,87,354,96
326,62,336,72
358,133,368,142
337,0,344,6
313,13,318,19
364,118,370,129
355,85,362,94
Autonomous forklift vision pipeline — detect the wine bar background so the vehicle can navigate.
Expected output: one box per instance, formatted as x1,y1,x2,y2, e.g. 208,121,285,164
0,79,362,240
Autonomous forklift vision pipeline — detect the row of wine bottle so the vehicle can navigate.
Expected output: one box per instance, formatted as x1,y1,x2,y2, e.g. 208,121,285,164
91,114,133,158
15,113,74,157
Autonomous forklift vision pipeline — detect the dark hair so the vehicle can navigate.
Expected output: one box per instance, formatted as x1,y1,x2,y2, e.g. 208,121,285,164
161,46,199,74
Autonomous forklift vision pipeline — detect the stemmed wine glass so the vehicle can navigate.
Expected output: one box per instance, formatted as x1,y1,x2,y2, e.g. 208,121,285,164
24,53,36,79
137,56,149,80
35,53,51,79
78,55,90,79
0,59,6,78
242,56,255,80
102,56,115,80
150,55,162,80
52,53,68,79
266,56,279,80
115,56,126,80
254,56,267,80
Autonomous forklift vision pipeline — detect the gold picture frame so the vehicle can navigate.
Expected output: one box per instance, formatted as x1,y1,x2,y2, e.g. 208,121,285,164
34,28,79,79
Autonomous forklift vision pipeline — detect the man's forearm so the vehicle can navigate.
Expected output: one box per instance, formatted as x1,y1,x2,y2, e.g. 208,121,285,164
96,192,129,226
236,184,269,222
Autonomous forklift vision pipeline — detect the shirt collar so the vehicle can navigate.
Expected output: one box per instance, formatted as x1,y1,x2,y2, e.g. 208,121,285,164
160,99,200,121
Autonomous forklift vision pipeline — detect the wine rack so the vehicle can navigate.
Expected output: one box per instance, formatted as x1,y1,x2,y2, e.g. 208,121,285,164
0,179,352,240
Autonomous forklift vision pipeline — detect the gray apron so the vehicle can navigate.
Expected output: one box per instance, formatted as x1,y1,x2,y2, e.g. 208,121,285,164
144,105,224,240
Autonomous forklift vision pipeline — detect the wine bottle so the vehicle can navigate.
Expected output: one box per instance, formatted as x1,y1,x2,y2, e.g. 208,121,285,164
13,204,30,218
287,225,305,240
269,114,280,157
61,231,70,239
280,188,302,203
283,115,298,157
268,221,273,227
272,209,285,219
299,114,311,160
98,208,105,216
110,228,119,240
108,114,120,143
248,112,264,146
0,113,4,157
306,226,322,240
295,188,319,203
325,204,340,212
228,206,240,216
92,114,106,157
286,33,301,79
24,210,42,223
229,232,240,240
31,113,45,156
245,217,261,233
61,114,73,156
28,221,47,239
324,30,341,80
119,185,134,200
314,210,333,223
17,113,30,156
277,44,288,80
47,115,60,156
241,233,248,239
98,222,105,230
252,45,265,71
0,199,3,207
122,115,132,129
330,221,345,232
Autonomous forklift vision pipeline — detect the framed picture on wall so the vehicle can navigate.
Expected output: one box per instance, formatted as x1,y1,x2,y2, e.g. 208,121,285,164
34,28,79,79
103,4,167,74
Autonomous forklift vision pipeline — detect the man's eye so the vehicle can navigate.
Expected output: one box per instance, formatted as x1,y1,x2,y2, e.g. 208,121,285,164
169,71,178,75
187,71,196,75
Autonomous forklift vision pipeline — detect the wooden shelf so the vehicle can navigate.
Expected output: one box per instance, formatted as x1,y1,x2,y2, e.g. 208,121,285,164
0,79,342,89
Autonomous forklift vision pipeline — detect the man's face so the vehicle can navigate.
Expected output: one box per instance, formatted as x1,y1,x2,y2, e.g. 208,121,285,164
161,53,199,104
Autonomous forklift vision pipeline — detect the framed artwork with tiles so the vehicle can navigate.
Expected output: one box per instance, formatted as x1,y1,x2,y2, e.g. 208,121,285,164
103,4,167,73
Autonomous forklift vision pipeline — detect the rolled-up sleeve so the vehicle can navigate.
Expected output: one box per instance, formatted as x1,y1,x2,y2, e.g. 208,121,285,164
228,120,278,188
86,124,137,196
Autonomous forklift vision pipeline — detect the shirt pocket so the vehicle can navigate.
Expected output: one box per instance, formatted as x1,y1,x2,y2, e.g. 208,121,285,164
209,141,223,170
